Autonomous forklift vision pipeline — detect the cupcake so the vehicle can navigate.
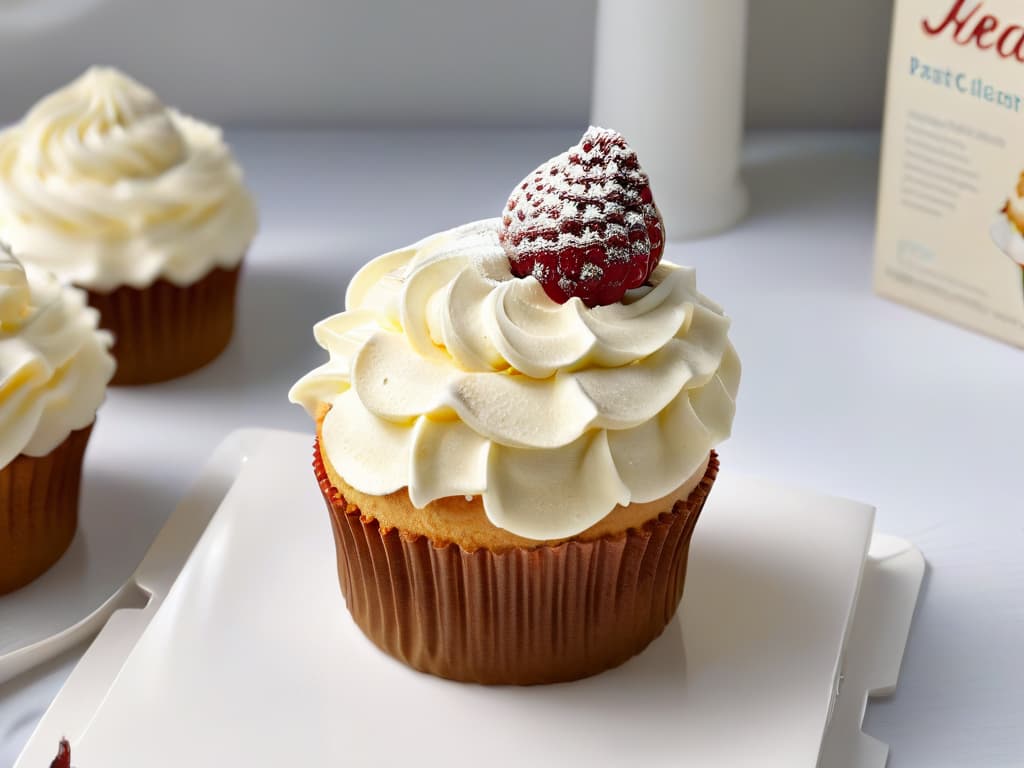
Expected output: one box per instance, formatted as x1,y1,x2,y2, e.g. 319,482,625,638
289,128,740,684
0,67,258,385
990,172,1024,299
0,245,114,595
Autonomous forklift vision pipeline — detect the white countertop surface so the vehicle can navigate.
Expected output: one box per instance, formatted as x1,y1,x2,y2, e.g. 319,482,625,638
0,130,1021,767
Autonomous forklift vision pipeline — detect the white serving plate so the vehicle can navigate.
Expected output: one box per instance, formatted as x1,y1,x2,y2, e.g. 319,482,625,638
0,522,146,687
0,432,248,687
12,429,923,768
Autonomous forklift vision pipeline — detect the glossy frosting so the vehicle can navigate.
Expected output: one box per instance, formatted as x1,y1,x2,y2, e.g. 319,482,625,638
291,219,739,540
0,246,114,468
0,67,258,291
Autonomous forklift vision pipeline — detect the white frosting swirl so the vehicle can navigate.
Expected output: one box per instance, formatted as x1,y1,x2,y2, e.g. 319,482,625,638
0,67,258,291
0,249,31,329
291,220,739,540
0,245,115,468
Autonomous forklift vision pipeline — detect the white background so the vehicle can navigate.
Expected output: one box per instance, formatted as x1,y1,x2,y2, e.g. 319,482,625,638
0,0,894,128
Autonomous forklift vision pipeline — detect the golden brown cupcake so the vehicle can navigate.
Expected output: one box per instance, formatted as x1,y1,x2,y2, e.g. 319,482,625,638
0,246,114,595
0,67,258,384
290,128,740,684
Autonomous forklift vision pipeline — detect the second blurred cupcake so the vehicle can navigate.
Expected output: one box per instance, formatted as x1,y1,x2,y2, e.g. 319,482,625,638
0,67,258,385
1,245,114,594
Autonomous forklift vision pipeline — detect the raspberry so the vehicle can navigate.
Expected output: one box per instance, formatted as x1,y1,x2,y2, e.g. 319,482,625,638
499,127,665,307
50,739,71,768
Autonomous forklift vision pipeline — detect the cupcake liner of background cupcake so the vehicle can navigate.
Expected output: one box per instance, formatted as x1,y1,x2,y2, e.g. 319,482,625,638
314,440,718,685
0,425,93,596
86,263,243,386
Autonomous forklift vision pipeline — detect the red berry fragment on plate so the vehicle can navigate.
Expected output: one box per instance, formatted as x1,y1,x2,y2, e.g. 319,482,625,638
499,127,665,307
50,739,71,768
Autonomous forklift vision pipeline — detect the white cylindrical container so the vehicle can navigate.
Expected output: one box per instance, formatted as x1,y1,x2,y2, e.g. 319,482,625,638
591,0,749,240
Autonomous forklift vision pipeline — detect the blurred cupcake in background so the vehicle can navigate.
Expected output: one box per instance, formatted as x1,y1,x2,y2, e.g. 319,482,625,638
0,245,114,594
0,67,258,384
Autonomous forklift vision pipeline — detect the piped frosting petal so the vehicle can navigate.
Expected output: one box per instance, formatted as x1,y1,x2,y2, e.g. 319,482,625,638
0,245,114,468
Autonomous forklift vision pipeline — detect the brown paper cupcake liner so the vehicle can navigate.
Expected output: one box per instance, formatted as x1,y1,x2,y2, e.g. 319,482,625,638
314,442,718,685
0,425,93,595
84,261,242,386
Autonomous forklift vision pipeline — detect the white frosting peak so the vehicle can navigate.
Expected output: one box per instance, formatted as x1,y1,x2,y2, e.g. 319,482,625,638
0,244,115,468
0,248,30,329
0,67,258,291
291,220,740,541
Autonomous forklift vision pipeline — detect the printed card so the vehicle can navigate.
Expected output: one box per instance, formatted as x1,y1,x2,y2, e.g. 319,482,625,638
875,0,1024,347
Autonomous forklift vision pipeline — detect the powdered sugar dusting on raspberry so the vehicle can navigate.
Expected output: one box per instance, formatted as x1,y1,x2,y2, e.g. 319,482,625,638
499,127,665,307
